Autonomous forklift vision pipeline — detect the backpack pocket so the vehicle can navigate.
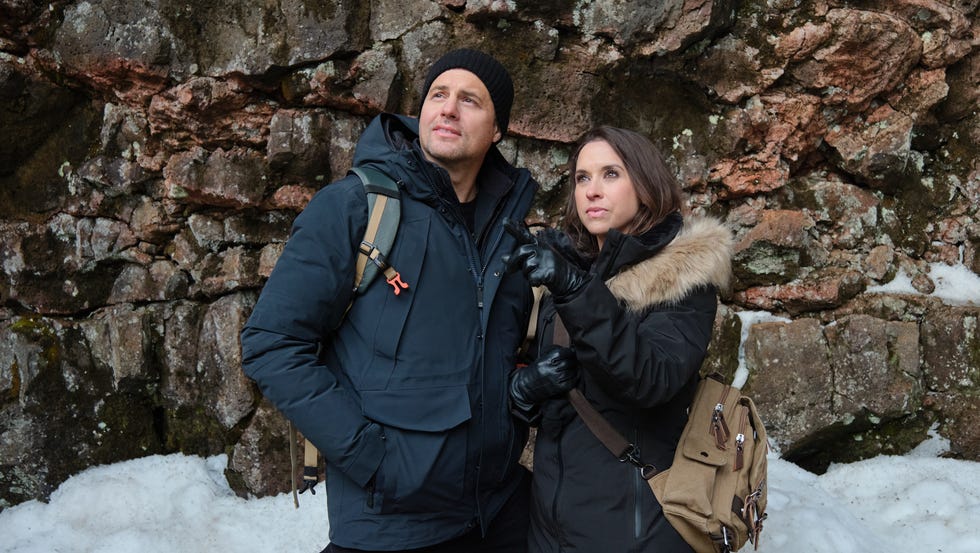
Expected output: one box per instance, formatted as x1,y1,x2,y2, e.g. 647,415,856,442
648,375,762,553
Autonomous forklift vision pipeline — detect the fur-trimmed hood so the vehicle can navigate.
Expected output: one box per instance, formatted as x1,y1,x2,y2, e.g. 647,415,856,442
606,215,733,312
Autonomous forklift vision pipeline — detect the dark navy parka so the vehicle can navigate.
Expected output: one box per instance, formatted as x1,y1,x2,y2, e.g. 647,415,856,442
241,114,538,549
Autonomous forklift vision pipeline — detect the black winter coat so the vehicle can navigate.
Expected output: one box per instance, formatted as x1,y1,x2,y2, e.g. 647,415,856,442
241,114,538,549
527,213,733,553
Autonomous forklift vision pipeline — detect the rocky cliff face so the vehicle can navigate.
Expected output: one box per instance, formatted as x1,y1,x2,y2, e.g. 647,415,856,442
1,0,978,507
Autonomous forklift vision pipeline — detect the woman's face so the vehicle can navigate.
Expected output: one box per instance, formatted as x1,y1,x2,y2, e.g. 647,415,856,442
574,139,641,248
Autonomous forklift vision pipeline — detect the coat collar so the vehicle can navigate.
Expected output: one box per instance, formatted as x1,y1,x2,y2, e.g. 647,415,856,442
605,215,733,312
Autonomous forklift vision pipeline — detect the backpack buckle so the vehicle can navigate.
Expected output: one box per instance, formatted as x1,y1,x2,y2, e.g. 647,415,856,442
385,271,409,295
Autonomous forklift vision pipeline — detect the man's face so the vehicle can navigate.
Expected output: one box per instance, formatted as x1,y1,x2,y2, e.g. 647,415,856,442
418,69,501,171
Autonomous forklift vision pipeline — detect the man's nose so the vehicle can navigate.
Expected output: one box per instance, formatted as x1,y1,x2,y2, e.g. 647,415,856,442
440,95,459,118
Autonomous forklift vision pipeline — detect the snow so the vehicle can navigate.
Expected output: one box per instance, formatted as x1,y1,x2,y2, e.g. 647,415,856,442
2,431,978,553
4,262,978,552
865,262,980,307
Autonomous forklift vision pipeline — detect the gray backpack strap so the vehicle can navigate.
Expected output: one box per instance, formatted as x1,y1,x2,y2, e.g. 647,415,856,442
292,168,407,511
350,166,407,295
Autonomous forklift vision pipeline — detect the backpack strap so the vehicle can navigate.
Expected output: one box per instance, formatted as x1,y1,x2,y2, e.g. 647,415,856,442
290,167,407,510
351,167,408,296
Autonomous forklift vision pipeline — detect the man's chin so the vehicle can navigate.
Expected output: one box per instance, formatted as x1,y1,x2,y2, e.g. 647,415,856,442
422,146,463,166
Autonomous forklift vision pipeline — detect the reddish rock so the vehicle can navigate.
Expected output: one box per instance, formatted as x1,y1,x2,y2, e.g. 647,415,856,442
149,78,276,150
865,245,895,281
267,185,316,212
774,22,832,62
824,103,916,188
698,36,785,104
733,269,864,314
735,209,817,253
790,9,922,111
508,43,612,143
757,92,828,164
710,144,790,198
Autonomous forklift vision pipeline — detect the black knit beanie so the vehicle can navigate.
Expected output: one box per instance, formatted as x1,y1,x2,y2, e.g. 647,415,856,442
419,48,514,136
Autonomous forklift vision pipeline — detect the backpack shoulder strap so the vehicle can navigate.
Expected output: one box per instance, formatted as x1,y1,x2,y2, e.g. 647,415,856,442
291,167,408,510
350,167,408,296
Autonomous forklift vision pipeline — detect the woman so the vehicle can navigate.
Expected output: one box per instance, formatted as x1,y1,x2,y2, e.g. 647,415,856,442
504,126,734,552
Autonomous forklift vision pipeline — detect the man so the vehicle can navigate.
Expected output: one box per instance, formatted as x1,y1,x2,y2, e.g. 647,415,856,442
240,49,538,552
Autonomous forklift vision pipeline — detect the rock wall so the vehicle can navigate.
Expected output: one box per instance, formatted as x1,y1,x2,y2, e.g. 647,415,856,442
1,0,978,506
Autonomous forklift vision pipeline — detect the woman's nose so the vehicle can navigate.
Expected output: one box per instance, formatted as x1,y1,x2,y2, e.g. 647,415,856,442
585,181,601,198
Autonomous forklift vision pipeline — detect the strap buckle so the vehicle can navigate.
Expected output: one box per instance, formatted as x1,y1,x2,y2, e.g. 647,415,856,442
360,241,390,270
619,444,658,480
360,241,410,296
618,444,643,467
386,272,409,295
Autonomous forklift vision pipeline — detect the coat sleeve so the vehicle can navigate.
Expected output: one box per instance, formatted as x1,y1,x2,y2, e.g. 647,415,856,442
554,276,717,408
240,178,385,488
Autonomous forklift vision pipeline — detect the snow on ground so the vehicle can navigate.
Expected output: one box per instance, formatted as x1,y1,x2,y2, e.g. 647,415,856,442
2,432,978,553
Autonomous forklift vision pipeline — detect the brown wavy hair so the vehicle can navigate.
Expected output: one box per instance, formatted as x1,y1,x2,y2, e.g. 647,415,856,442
562,126,683,256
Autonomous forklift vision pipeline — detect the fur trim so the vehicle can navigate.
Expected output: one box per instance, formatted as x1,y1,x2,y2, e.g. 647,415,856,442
607,216,733,312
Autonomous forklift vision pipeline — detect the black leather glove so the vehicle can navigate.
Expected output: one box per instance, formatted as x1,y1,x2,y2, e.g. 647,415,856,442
502,219,590,300
510,345,579,412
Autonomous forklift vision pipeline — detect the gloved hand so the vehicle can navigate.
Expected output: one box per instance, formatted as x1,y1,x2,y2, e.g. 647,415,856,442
502,219,590,300
510,345,579,412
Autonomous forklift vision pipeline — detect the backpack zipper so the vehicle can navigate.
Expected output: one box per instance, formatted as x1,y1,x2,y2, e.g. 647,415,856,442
735,403,749,471
710,386,732,450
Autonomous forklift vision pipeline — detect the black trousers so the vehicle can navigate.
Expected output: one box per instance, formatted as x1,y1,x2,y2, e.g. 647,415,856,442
321,470,530,553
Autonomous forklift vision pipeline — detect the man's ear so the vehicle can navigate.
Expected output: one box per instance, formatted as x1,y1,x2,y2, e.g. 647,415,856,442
492,123,502,143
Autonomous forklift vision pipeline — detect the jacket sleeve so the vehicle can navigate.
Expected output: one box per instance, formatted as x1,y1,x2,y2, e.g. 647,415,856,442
554,276,717,408
240,178,385,488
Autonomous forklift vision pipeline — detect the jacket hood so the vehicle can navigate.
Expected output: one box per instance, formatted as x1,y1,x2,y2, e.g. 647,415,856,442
606,215,733,312
350,113,526,204
351,113,419,169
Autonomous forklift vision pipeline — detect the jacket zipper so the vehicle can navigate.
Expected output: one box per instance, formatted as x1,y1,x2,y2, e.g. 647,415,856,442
552,426,566,549
633,427,643,548
436,195,485,308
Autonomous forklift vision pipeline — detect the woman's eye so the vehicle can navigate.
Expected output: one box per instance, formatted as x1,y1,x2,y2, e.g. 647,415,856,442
605,170,619,178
